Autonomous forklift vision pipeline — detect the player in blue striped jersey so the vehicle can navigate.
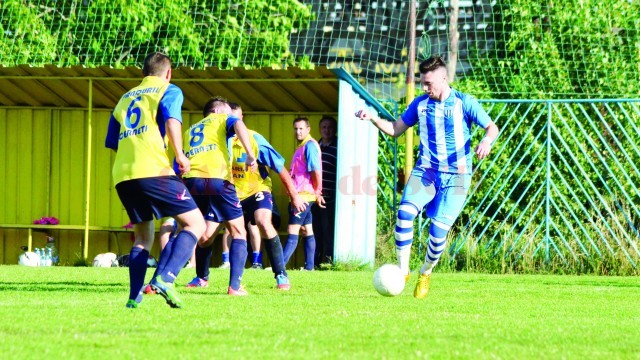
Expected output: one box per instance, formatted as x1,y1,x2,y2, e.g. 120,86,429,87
355,55,499,299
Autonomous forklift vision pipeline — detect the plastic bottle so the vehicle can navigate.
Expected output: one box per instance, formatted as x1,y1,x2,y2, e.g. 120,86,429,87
45,236,59,265
45,248,53,266
35,248,44,266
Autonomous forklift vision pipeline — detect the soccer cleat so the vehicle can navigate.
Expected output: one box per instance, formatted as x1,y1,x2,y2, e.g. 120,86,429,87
251,262,263,270
150,277,184,308
143,284,156,295
186,277,209,288
219,262,230,269
275,274,291,290
413,273,431,299
227,286,248,296
125,299,139,309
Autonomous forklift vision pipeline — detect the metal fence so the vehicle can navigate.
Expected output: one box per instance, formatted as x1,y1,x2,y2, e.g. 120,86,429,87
402,99,640,269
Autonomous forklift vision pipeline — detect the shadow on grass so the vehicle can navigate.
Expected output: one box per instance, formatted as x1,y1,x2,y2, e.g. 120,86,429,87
0,281,124,292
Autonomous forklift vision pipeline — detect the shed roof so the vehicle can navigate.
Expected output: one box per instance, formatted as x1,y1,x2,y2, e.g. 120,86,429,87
0,64,394,119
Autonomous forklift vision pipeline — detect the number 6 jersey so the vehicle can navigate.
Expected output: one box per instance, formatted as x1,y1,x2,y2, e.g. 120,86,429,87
105,76,181,184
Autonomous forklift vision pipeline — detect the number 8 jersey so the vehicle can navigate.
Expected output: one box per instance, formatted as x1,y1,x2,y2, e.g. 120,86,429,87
105,76,181,184
181,113,239,181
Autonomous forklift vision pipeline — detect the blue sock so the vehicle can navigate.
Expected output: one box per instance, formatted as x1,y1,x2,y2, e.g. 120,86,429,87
303,235,316,270
264,236,286,276
159,230,197,283
222,252,230,263
282,234,299,265
128,247,149,302
252,251,261,264
154,236,175,279
195,244,213,280
229,239,248,290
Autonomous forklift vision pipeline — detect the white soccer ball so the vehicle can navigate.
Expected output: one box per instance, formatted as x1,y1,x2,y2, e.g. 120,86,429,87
93,252,119,267
373,264,406,296
19,252,40,267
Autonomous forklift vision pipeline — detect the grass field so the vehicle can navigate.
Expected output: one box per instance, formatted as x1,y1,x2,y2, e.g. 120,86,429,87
0,266,638,359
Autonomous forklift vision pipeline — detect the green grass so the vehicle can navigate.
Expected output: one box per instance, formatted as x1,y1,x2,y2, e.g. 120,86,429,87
0,266,638,359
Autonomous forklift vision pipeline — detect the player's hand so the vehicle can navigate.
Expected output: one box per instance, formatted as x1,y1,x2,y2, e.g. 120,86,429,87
245,154,258,172
176,153,191,175
355,109,373,122
475,139,492,160
316,194,326,208
291,194,308,213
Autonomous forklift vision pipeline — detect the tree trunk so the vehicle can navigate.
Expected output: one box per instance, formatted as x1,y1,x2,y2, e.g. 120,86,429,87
447,0,460,82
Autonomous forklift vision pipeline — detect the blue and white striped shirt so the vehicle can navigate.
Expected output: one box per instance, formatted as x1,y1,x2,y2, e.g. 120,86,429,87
401,89,492,174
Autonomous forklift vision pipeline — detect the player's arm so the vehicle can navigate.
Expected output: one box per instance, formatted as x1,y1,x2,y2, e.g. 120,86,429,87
166,118,190,174
278,168,308,213
475,121,499,160
160,85,190,174
105,114,120,152
305,142,326,208
232,119,257,171
254,133,308,213
355,109,410,138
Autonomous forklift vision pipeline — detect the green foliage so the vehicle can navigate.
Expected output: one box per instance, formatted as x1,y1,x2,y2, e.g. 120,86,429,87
0,0,313,68
473,0,640,98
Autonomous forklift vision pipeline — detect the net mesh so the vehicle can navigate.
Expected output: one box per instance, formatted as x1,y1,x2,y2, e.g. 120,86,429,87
1,0,639,100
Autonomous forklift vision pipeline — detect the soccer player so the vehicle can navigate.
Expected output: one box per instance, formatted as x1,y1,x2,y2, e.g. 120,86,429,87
105,52,206,309
355,55,499,299
191,103,306,289
182,96,257,296
282,117,325,270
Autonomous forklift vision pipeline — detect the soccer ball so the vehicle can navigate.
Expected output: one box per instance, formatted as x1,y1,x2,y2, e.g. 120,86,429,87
18,252,40,267
373,264,405,296
93,252,119,267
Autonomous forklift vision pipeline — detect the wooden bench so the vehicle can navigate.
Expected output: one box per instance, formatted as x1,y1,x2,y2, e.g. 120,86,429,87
0,224,133,259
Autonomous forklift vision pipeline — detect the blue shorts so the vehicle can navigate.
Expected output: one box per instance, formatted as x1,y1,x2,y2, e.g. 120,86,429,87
401,167,471,226
115,176,198,224
183,178,243,223
241,191,281,229
288,201,315,226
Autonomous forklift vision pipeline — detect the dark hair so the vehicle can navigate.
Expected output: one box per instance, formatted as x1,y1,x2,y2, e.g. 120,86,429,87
418,55,447,74
142,52,172,76
319,116,337,128
293,116,310,126
228,102,241,111
202,96,228,117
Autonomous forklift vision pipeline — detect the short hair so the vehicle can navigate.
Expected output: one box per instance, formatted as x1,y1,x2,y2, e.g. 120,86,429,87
293,116,310,127
418,55,447,74
319,115,337,129
202,96,229,117
142,52,172,76
228,102,241,111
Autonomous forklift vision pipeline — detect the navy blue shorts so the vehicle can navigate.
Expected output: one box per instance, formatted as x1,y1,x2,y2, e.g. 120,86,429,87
241,191,281,228
115,176,198,224
288,201,315,226
183,177,243,223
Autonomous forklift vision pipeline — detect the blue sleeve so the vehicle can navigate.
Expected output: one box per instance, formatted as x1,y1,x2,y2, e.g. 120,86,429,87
226,115,240,137
400,96,421,127
173,158,180,175
304,141,321,172
158,84,183,123
463,94,492,128
254,133,286,173
105,114,120,150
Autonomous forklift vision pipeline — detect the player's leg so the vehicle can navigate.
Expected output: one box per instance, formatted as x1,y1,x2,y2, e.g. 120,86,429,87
300,205,316,270
188,220,223,288
248,222,263,269
283,201,314,267
225,216,248,295
255,207,290,289
396,168,436,281
219,228,231,269
414,173,470,299
115,179,158,308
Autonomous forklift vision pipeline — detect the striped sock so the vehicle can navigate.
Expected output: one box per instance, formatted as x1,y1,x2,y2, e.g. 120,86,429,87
420,221,450,275
395,203,418,275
